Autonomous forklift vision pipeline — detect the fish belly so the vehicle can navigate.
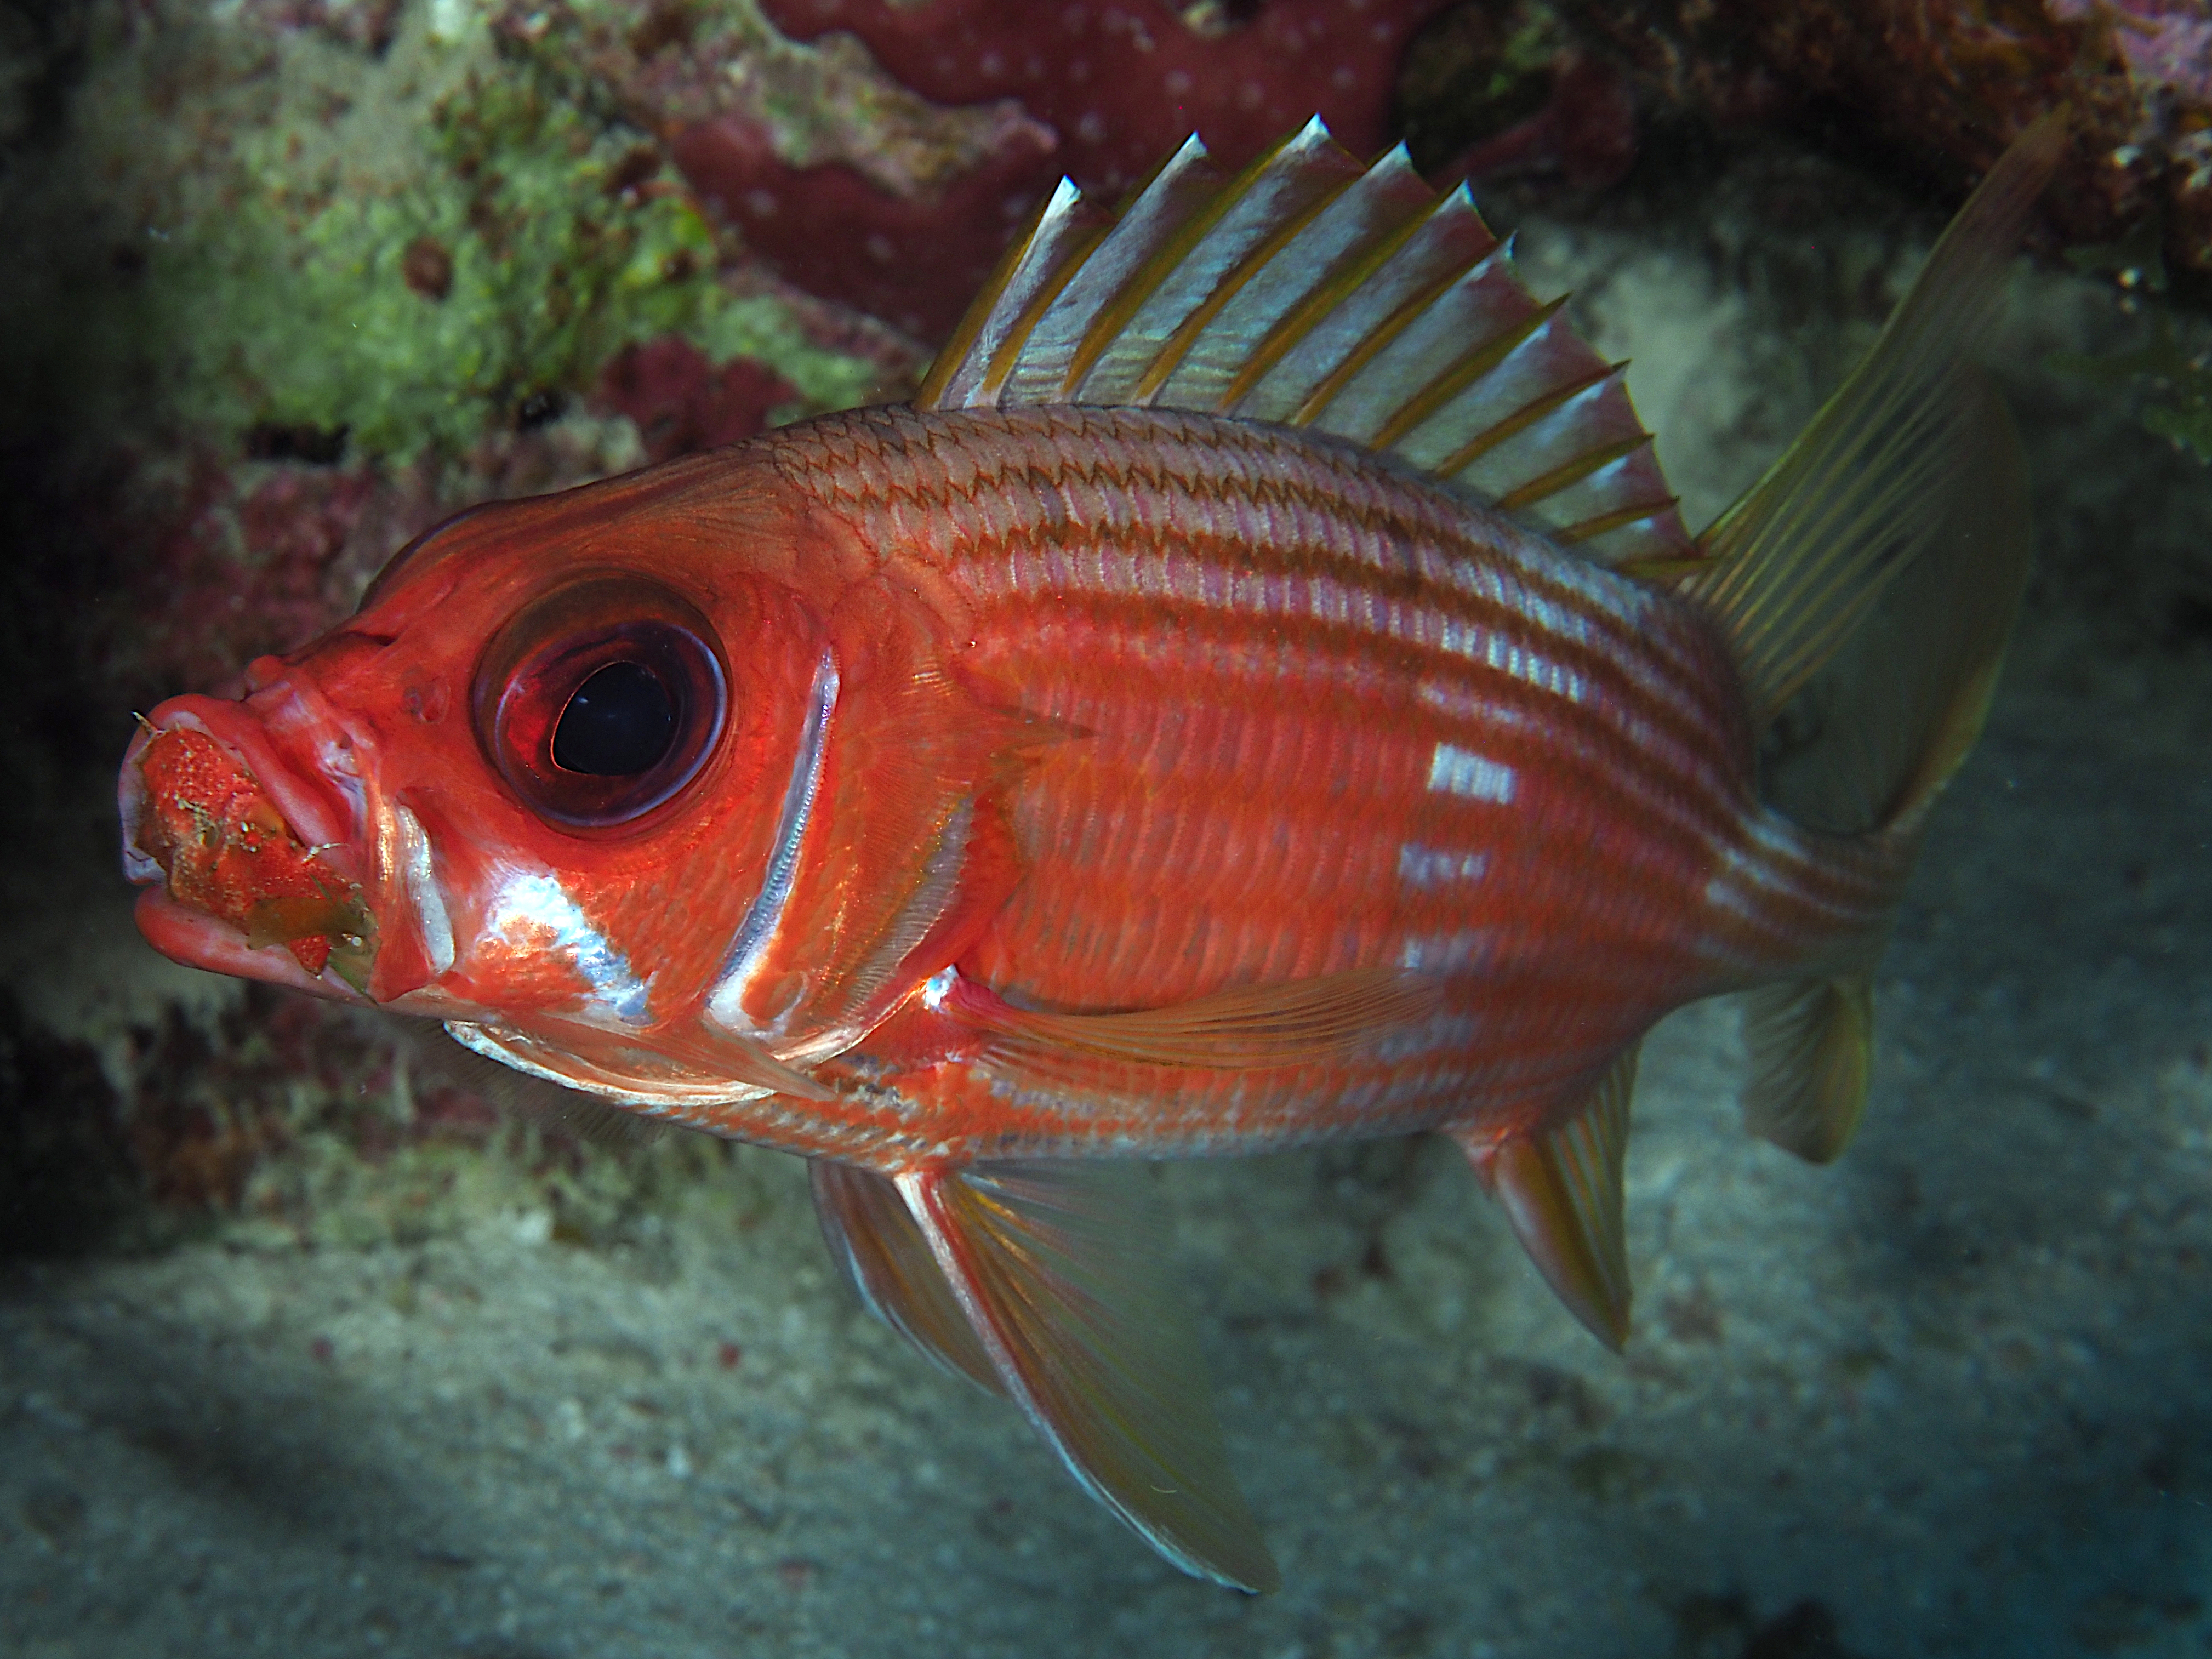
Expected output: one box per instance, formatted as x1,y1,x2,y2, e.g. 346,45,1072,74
792,407,1850,1158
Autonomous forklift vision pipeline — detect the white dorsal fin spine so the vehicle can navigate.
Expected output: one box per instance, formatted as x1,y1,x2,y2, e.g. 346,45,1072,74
1250,186,1502,429
996,135,1221,408
919,118,1697,569
1201,149,1444,412
921,179,1094,409
1070,118,1358,405
1130,139,1368,404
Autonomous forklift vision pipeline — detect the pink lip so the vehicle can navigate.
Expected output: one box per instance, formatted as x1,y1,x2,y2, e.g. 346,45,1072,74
130,688,361,860
132,888,371,1004
121,679,376,1002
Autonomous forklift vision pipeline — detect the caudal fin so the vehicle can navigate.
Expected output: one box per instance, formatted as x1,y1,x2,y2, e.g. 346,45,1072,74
1661,116,2060,1160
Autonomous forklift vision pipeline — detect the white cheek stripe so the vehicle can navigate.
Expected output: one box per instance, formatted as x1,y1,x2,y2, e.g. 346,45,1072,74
394,805,455,977
708,650,840,1035
1428,742,1516,803
489,870,652,1024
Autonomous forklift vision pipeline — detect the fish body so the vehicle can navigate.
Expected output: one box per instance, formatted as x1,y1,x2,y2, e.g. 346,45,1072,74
759,402,1897,1160
120,116,2062,1591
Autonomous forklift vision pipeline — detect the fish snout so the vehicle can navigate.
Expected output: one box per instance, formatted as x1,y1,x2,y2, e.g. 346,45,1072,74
121,681,377,1001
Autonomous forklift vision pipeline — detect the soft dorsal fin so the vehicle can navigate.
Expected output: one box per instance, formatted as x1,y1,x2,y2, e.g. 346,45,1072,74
1669,112,2065,728
919,118,1695,569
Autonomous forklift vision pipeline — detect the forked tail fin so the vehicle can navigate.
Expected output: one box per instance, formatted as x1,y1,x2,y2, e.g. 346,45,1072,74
1661,115,2061,1161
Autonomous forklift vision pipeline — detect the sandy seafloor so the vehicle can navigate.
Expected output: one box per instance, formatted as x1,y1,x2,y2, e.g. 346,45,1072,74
3,145,2212,1659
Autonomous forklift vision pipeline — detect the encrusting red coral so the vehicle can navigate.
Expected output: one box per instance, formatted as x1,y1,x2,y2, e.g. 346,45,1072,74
1434,53,1640,192
756,0,1459,196
594,339,800,466
1574,0,2212,275
676,0,1460,340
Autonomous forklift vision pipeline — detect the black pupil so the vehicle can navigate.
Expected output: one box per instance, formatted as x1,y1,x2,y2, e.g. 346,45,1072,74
552,661,677,776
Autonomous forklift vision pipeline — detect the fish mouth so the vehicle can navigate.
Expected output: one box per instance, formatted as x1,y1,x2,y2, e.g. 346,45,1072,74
121,688,377,1004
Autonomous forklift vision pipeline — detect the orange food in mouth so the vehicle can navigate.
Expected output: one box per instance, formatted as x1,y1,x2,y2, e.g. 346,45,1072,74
133,725,369,978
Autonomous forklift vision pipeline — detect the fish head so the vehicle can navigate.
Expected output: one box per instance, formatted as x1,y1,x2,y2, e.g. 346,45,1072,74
120,449,860,1046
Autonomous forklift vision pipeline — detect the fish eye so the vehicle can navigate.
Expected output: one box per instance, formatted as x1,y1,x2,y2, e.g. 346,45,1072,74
552,661,677,777
474,577,727,830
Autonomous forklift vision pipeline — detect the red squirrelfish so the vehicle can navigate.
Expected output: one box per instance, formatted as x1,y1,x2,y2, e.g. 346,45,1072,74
119,116,2063,1590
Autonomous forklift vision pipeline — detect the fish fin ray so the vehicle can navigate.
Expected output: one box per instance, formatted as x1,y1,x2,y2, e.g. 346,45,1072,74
809,1159,1005,1395
1454,1044,1637,1350
943,966,1442,1073
919,178,1111,409
896,1162,1280,1593
1760,377,2033,839
1742,974,1874,1164
446,1017,832,1104
921,118,1695,567
1677,113,2062,731
419,1028,668,1145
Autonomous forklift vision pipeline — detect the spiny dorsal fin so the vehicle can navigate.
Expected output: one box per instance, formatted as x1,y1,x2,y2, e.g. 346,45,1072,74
919,118,1695,569
1452,1044,1637,1351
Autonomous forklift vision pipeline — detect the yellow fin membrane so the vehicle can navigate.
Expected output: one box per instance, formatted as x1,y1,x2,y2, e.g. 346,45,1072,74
811,1160,1280,1593
1670,112,2063,728
1453,1045,1638,1351
1741,975,1874,1165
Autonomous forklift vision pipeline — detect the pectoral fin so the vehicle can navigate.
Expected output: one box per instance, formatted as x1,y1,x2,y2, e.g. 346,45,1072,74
939,966,1441,1073
817,1158,1279,1593
1452,1045,1637,1351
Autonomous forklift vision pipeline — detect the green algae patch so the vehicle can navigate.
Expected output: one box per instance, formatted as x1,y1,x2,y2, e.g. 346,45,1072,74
2050,309,2212,466
9,0,879,463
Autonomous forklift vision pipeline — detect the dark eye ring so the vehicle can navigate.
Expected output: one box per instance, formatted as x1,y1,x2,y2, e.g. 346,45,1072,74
474,577,727,830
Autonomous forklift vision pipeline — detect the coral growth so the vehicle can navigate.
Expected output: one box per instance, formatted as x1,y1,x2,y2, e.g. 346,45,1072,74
595,337,800,466
756,0,1455,193
1575,0,2212,278
671,0,1462,340
0,993,139,1258
1398,1,1638,191
101,984,719,1251
5,0,885,467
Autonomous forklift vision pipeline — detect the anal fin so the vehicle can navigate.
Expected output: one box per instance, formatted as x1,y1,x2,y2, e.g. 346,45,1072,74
815,1158,1279,1593
1452,1044,1637,1351
1741,973,1873,1165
